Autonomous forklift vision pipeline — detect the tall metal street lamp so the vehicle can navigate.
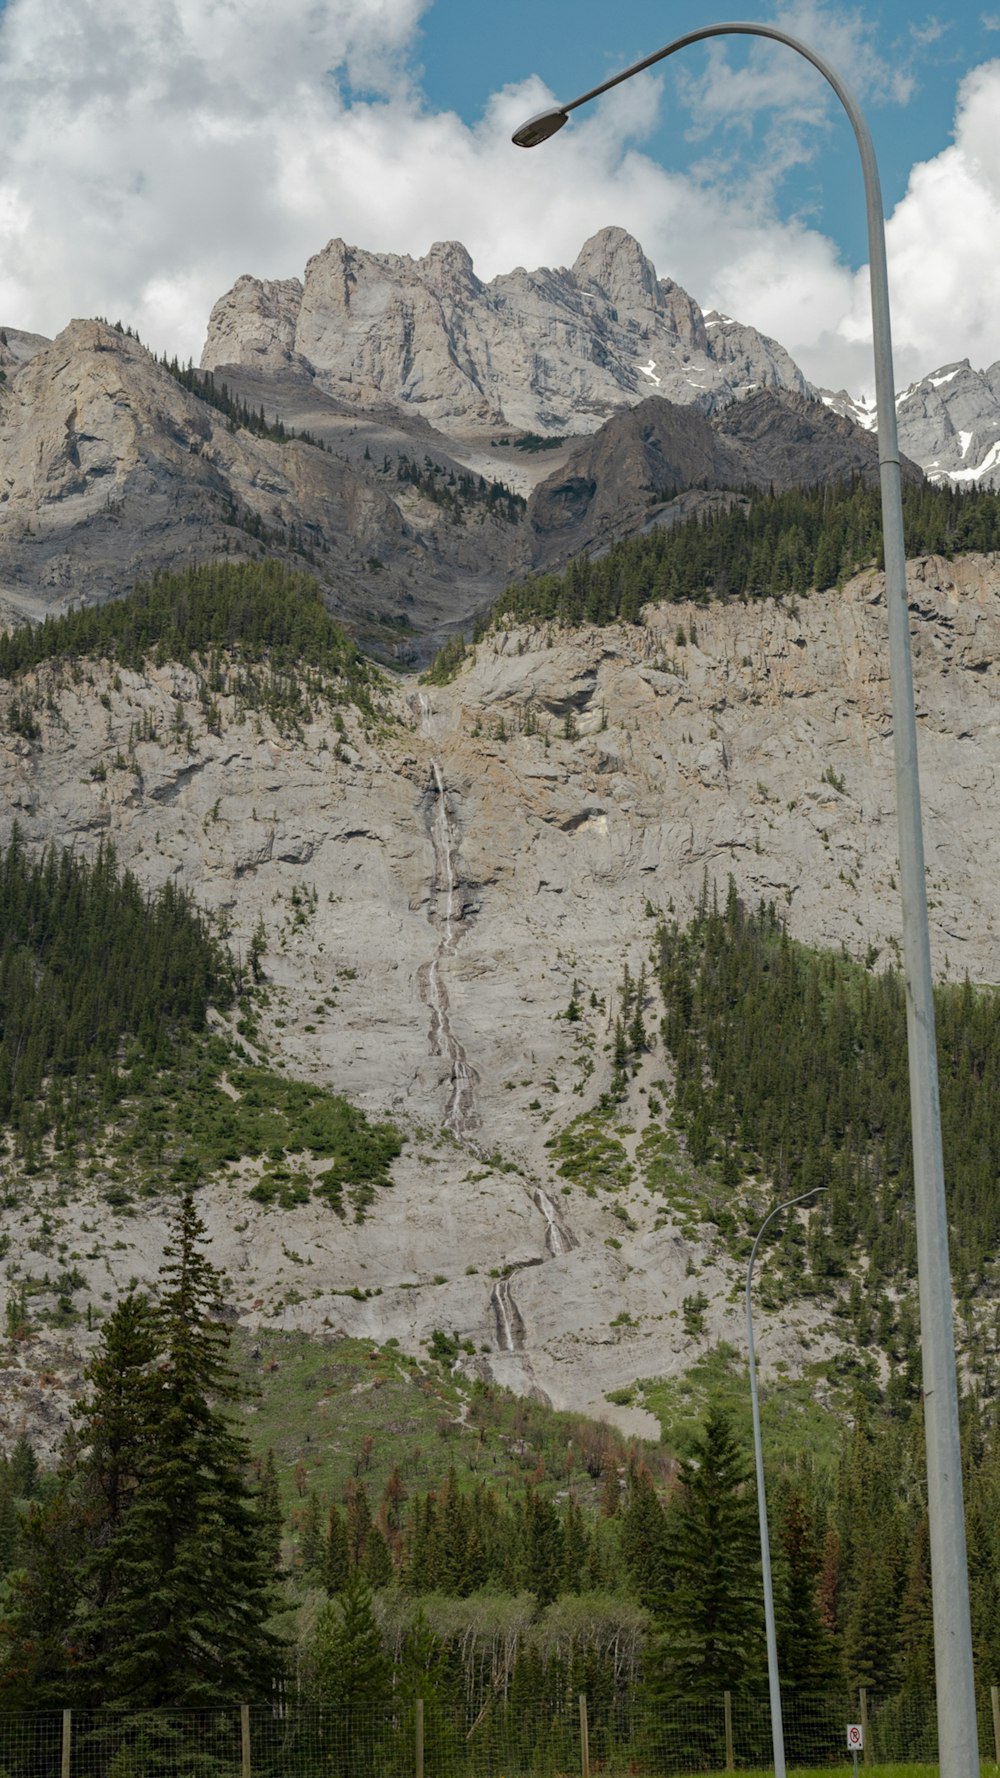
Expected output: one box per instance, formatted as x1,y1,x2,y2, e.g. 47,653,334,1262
746,1186,828,1778
514,25,980,1778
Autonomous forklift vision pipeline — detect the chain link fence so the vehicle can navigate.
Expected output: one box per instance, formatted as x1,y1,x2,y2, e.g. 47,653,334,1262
0,1688,997,1778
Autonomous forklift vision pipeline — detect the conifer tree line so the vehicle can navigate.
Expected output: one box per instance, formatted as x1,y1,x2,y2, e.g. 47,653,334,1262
158,356,330,454
0,562,379,725
392,452,526,525
655,885,1000,1326
0,828,229,1156
490,479,1000,630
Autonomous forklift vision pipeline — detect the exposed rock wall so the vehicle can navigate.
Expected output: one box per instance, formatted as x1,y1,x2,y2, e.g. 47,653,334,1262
1,557,998,1441
202,226,810,434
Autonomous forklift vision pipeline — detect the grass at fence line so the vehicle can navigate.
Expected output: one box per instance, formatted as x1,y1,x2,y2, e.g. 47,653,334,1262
696,1766,939,1778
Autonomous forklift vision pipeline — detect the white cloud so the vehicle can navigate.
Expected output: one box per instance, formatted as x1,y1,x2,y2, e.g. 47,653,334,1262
0,0,999,406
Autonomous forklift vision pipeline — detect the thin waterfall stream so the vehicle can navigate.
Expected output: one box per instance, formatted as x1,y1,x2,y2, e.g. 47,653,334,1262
416,694,577,1363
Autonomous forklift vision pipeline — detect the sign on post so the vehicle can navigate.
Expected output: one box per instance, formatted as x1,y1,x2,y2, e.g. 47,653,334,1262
847,1721,864,1778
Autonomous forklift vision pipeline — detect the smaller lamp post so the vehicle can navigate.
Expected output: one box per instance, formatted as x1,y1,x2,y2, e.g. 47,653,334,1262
746,1186,828,1778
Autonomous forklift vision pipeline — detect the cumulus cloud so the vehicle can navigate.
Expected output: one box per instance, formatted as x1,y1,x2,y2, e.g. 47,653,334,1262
0,0,998,402
833,57,1000,394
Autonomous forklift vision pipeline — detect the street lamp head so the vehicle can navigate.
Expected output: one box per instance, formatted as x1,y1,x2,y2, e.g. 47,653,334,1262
512,107,569,148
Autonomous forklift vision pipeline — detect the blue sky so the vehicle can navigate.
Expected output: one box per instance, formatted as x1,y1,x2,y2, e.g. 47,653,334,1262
415,0,1000,267
1,0,999,396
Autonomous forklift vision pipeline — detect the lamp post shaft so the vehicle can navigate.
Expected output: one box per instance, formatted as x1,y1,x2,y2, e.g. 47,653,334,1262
746,1188,827,1778
514,24,980,1777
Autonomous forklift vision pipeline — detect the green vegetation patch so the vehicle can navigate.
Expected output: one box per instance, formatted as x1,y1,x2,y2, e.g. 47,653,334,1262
637,1122,734,1238
423,632,468,686
492,478,1000,628
0,560,383,729
640,1344,845,1475
231,1329,665,1516
546,1110,633,1196
112,1042,401,1216
0,829,401,1215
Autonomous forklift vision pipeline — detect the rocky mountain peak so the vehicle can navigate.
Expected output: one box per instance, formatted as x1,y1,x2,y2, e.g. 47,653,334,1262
201,273,304,371
571,225,661,319
202,228,814,435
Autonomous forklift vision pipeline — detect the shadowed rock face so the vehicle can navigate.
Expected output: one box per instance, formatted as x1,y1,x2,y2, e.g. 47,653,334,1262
526,388,923,564
0,317,905,659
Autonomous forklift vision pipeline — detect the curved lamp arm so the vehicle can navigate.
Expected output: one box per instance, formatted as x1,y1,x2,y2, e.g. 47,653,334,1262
514,29,977,1778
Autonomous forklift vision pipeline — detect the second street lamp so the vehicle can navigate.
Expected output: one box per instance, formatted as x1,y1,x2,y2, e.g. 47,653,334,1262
513,24,980,1778
746,1186,828,1778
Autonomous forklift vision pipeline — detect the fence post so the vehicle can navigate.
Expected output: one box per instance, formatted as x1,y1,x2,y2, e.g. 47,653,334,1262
991,1684,1000,1768
579,1692,590,1778
240,1704,250,1778
61,1710,71,1778
859,1688,871,1766
415,1697,424,1778
724,1691,734,1771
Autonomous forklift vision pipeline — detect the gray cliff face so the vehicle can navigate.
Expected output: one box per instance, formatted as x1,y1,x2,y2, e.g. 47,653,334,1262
202,226,811,434
0,317,895,655
895,360,1000,486
821,359,1000,488
1,555,1000,1447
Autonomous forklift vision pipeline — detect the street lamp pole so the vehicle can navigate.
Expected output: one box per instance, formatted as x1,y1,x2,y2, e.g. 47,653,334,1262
514,26,980,1778
746,1187,828,1778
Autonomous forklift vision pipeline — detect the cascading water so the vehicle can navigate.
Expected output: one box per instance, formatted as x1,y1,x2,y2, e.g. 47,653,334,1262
490,1275,525,1352
532,1187,577,1258
415,693,578,1363
419,707,479,1137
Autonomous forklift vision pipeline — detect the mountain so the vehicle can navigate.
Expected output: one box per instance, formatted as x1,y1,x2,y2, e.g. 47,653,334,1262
822,358,1000,488
0,311,894,660
2,546,1000,1455
0,318,529,654
528,387,921,563
5,230,999,656
201,226,810,436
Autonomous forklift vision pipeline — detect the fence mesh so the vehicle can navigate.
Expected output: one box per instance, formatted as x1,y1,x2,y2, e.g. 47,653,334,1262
0,1690,996,1778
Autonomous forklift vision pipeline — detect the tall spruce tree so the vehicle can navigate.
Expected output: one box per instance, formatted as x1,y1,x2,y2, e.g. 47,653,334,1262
646,1408,762,1700
307,1571,392,1777
3,1197,285,1708
89,1194,283,1705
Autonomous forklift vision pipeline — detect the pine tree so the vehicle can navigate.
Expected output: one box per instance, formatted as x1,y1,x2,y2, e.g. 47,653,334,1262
298,1492,325,1578
647,1408,762,1700
307,1571,391,1776
325,1504,350,1594
774,1488,840,1693
69,1197,283,1706
256,1449,284,1573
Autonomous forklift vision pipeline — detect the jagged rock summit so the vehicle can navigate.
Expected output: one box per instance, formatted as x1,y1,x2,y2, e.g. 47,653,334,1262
202,226,810,435
822,358,1000,489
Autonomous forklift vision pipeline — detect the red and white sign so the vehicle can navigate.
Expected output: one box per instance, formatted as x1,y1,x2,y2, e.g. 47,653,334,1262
847,1725,864,1751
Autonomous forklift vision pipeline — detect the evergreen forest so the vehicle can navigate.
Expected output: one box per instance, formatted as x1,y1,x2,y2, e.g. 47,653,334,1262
0,561,383,736
0,828,400,1213
655,885,1000,1318
490,480,1000,631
